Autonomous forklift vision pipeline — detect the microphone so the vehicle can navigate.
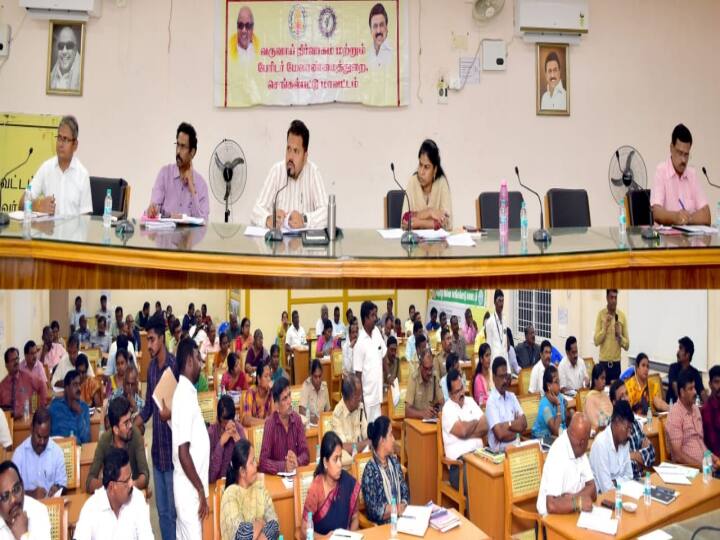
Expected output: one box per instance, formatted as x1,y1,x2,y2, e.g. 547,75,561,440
265,166,291,242
0,147,34,226
702,166,720,189
514,166,550,243
390,162,418,245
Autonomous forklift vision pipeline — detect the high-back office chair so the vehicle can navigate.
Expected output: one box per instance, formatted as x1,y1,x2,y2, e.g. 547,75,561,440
545,188,591,227
384,190,405,228
89,177,130,218
477,191,524,229
625,189,653,226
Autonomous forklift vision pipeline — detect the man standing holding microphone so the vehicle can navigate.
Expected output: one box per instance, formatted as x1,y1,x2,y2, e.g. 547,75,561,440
593,289,629,383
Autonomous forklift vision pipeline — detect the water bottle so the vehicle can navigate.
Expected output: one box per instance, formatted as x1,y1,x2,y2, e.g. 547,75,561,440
315,444,320,465
103,188,113,228
703,450,712,484
520,201,528,240
644,472,651,506
390,496,398,538
23,399,29,423
618,202,627,236
306,511,314,540
615,481,622,519
515,432,521,447
646,406,652,429
327,194,336,241
499,180,509,238
23,184,33,223
352,442,358,457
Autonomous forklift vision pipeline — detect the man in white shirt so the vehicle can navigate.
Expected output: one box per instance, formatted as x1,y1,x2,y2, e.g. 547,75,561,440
73,447,153,539
342,318,358,375
172,338,209,539
332,306,346,339
20,116,92,217
354,301,387,423
486,358,526,452
367,3,393,69
0,461,50,540
540,52,567,111
96,295,112,328
199,323,220,361
251,120,328,230
484,290,507,363
315,305,329,337
589,400,634,494
442,368,487,494
558,336,589,393
69,295,85,335
234,6,256,62
285,310,307,350
529,340,552,395
537,413,597,515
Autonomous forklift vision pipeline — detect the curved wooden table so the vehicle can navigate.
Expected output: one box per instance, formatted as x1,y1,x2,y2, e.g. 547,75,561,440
1,219,719,288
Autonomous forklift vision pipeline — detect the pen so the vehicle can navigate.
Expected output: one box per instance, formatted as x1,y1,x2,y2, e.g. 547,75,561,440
398,515,415,519
678,198,686,211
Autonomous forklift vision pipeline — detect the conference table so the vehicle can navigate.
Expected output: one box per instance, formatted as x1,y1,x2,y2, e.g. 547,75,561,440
2,216,719,288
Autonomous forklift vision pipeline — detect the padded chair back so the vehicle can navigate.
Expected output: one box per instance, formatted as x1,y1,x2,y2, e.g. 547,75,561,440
352,451,373,507
626,189,653,226
659,414,670,463
387,385,407,420
42,497,68,540
546,188,591,227
54,437,80,489
290,385,302,413
518,394,541,435
213,477,227,540
247,423,265,460
575,388,590,413
503,444,544,540
319,411,333,441
293,465,316,536
478,191,524,229
648,372,664,403
583,357,595,378
89,176,129,217
198,392,217,425
385,190,405,228
518,367,533,397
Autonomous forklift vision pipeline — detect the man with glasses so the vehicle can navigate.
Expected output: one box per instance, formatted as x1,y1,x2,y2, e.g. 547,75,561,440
232,6,257,61
651,123,710,225
146,122,209,221
49,25,81,91
20,115,92,217
0,461,51,539
74,448,154,538
486,357,526,452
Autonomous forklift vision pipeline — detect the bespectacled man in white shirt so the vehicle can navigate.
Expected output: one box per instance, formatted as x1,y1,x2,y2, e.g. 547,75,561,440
0,461,51,540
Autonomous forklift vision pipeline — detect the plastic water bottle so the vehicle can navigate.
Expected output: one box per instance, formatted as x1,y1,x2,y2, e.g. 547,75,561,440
352,443,357,457
23,399,29,423
499,180,509,239
646,406,652,429
618,202,627,236
23,184,33,223
515,432,521,447
703,450,712,484
615,481,623,519
103,188,113,227
520,201,528,240
644,472,651,506
306,511,314,540
390,497,398,538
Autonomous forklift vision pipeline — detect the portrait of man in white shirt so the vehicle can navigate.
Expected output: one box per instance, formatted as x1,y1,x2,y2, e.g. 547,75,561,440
539,48,568,113
48,24,84,93
367,3,393,69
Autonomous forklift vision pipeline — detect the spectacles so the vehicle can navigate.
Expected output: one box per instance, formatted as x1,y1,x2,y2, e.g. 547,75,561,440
56,135,76,145
57,41,76,51
237,22,254,30
0,482,22,503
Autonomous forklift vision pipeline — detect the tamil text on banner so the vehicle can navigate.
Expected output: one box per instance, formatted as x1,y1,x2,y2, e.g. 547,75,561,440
214,0,409,108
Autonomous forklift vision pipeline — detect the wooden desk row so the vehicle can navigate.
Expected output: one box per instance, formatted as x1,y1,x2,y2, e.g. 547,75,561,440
11,409,104,448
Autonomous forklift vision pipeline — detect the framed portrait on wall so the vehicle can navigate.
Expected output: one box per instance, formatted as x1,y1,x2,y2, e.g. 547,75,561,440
536,43,569,116
46,21,86,96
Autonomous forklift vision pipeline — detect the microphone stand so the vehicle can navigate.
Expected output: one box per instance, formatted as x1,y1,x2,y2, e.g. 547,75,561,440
265,168,291,242
0,148,34,226
390,162,418,245
515,166,551,243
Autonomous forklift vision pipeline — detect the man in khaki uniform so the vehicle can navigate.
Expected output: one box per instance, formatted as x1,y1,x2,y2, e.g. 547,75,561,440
331,375,369,467
406,350,443,420
433,327,452,379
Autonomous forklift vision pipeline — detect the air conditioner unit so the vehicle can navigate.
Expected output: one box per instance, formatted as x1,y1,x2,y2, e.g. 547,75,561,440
514,0,589,44
19,0,102,21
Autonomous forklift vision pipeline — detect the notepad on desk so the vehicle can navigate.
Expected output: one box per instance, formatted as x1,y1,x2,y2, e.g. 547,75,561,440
397,505,432,536
329,529,363,540
577,506,618,535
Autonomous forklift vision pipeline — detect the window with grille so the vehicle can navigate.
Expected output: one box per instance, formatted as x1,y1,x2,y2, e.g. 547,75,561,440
515,290,551,340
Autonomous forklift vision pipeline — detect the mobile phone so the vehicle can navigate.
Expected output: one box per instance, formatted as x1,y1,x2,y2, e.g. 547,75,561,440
600,500,614,510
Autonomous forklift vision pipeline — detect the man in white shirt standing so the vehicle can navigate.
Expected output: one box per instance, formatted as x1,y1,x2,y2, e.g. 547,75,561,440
74,448,153,539
20,115,92,217
589,400,634,494
529,340,552,395
484,290,507,363
354,301,386,423
172,338,210,539
251,120,328,230
442,368,487,495
558,336,589,393
366,3,393,69
537,413,597,515
0,461,50,540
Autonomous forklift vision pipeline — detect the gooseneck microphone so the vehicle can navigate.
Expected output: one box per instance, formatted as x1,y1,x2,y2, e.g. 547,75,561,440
702,167,720,190
0,147,34,226
391,162,418,245
265,167,291,242
514,166,550,243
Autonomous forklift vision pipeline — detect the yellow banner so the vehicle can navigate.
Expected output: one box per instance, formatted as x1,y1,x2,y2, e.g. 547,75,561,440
215,1,409,107
0,113,61,213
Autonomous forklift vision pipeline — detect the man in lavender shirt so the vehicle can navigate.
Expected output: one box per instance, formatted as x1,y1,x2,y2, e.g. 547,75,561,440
147,122,210,221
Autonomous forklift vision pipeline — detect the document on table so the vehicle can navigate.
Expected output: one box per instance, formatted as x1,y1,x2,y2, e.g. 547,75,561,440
245,225,268,237
637,530,672,540
654,469,691,485
656,461,698,480
576,506,618,535
620,479,644,500
445,232,476,247
329,529,364,540
672,225,718,235
377,228,404,239
415,228,449,241
396,505,432,536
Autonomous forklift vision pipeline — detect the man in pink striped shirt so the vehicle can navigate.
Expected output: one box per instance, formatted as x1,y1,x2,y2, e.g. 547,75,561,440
38,325,67,372
650,123,710,226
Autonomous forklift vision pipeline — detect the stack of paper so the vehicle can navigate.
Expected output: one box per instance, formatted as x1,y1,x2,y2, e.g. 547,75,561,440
654,462,696,485
329,529,363,540
377,228,404,239
576,506,618,535
428,505,460,533
620,479,644,500
445,232,476,247
397,505,432,536
415,229,449,241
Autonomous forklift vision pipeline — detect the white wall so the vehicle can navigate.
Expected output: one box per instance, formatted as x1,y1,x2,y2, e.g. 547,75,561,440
1,1,718,227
